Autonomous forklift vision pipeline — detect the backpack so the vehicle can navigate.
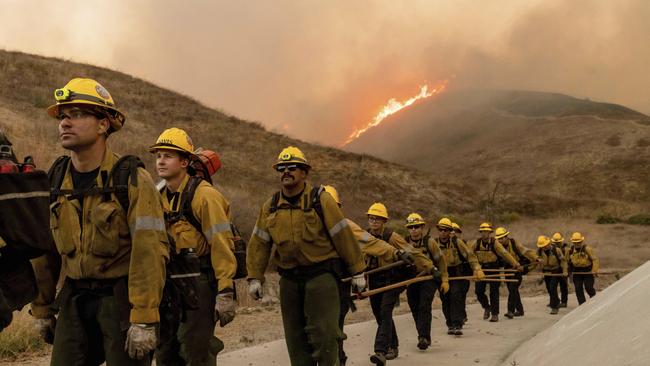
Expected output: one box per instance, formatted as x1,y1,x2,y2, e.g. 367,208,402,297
164,175,247,280
188,149,221,185
49,155,143,212
507,239,532,274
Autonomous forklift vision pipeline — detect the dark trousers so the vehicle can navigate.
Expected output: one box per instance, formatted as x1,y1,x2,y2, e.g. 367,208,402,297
475,280,501,316
559,276,569,304
51,281,149,366
156,273,223,366
506,273,524,314
441,279,467,328
573,274,596,305
406,279,438,341
369,274,401,353
338,282,352,365
280,272,342,366
544,275,560,309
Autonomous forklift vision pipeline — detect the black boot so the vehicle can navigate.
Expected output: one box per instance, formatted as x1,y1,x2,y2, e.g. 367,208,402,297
370,352,386,365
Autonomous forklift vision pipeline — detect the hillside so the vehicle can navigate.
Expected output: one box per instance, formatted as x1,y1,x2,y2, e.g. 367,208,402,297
0,50,477,233
345,89,650,217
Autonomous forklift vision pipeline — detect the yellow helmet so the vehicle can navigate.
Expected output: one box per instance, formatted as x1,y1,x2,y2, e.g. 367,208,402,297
405,213,426,227
536,235,551,248
367,202,389,219
148,128,195,155
551,232,564,243
495,227,510,239
273,146,310,169
451,222,462,233
47,78,125,132
478,222,493,232
323,185,341,205
570,232,585,243
437,217,453,230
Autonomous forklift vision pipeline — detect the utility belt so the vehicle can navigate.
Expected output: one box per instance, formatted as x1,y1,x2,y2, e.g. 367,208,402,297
480,261,502,270
571,264,593,273
278,258,345,282
58,276,130,331
448,263,472,277
542,266,563,274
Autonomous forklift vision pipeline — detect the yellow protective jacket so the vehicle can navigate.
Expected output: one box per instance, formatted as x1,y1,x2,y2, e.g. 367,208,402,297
365,228,434,274
247,184,365,282
32,149,169,323
347,219,397,262
569,244,599,273
161,174,236,291
469,238,519,267
504,238,538,267
436,237,481,272
407,235,449,282
538,246,568,273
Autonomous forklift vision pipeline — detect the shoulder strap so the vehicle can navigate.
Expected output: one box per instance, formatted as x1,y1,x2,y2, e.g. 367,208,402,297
382,228,393,243
179,176,203,233
269,191,281,214
48,156,71,203
109,155,144,213
510,239,522,258
309,185,335,244
452,237,468,262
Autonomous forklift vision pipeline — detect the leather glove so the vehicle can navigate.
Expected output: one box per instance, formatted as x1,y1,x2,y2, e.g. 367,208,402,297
34,315,56,345
440,281,450,294
562,271,568,277
430,267,442,280
474,269,485,280
516,265,525,272
351,273,367,293
395,249,415,265
248,279,263,300
215,291,236,327
125,323,156,360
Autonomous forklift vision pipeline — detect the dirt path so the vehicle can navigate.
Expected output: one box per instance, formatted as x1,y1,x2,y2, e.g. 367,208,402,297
220,294,573,366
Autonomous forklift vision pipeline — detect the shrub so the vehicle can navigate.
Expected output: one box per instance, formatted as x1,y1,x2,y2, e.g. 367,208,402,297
596,214,621,224
0,309,46,360
498,211,521,224
627,214,650,226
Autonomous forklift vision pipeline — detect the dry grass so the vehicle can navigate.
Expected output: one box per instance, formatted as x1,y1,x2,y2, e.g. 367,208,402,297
0,309,47,360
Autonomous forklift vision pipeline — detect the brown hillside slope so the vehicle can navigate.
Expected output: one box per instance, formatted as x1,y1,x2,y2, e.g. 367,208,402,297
0,50,475,232
346,90,650,217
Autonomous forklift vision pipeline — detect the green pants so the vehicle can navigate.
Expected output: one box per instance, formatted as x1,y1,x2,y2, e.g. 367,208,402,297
280,272,341,366
156,273,224,366
51,281,150,366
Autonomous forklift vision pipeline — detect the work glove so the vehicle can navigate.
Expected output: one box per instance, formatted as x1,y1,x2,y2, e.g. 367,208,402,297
248,279,263,300
395,249,415,265
429,267,442,280
351,273,367,293
34,315,56,345
125,323,156,360
562,271,568,278
440,281,450,294
516,265,525,272
215,290,236,327
474,269,485,280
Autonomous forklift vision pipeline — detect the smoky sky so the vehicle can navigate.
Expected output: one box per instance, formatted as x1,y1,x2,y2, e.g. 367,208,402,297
1,0,649,146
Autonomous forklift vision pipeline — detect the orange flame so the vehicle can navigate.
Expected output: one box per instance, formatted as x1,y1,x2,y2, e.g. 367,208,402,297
342,80,448,146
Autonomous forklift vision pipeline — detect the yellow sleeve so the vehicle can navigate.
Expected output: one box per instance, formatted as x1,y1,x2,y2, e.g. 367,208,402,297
389,233,433,273
587,246,599,273
30,253,61,319
495,241,519,267
427,239,448,281
517,242,538,262
126,168,170,324
193,184,237,292
246,201,273,283
319,192,365,275
459,239,481,271
349,220,396,262
558,248,568,273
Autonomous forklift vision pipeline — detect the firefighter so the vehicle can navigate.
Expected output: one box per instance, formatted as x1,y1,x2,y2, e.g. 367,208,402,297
436,218,483,335
469,223,522,322
552,232,570,307
404,213,449,350
537,235,568,314
450,222,470,323
323,185,420,366
247,147,366,366
32,78,169,364
150,128,237,366
365,203,436,364
496,228,537,318
568,232,599,305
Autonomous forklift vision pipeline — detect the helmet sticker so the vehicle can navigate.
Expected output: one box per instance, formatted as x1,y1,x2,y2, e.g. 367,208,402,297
95,84,111,100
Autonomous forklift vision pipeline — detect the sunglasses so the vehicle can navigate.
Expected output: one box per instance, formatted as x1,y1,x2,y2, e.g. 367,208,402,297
408,225,424,230
56,108,104,121
438,228,452,233
368,216,385,223
276,164,299,173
